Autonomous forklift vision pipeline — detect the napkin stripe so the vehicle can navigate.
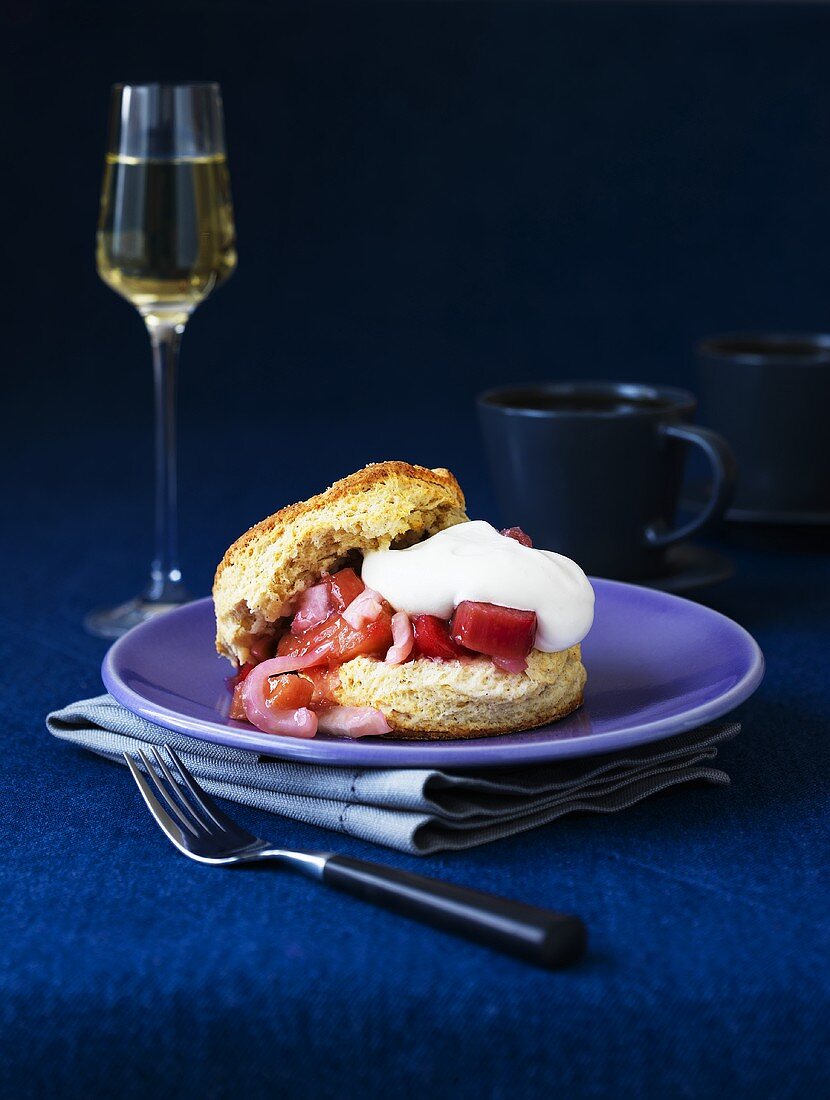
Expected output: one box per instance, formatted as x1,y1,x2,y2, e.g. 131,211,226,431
47,694,740,855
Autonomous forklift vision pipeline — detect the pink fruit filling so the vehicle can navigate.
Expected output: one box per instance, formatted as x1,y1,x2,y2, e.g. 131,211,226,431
228,527,541,738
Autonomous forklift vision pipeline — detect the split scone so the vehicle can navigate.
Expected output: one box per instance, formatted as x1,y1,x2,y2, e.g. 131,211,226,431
213,461,594,740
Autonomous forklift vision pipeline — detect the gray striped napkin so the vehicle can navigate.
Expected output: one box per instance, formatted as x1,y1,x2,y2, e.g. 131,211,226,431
47,694,739,855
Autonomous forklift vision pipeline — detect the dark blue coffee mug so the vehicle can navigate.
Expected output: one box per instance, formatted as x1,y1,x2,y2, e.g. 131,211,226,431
477,381,736,579
697,333,830,518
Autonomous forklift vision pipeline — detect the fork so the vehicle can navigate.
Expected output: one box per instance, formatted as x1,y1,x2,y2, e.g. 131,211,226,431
124,746,587,969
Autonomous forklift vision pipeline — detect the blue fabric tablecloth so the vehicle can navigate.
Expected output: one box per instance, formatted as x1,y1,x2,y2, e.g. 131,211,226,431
3,422,829,1099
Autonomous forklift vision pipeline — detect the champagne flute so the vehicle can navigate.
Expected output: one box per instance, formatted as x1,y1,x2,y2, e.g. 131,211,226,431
86,83,237,638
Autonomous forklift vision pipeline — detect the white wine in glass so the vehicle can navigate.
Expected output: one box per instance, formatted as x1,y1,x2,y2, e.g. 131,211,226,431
87,83,237,638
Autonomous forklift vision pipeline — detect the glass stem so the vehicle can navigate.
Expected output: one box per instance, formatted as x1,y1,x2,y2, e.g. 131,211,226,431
145,320,188,603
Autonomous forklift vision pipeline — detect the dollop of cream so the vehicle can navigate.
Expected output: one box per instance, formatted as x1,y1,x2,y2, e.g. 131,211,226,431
362,521,595,652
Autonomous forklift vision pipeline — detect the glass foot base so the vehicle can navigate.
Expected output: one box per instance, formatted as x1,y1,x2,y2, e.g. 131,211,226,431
84,594,192,639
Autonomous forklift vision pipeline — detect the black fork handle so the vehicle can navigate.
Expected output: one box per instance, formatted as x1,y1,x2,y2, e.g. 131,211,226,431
323,855,587,969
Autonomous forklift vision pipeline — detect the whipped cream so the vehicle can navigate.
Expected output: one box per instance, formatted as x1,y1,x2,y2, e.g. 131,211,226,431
361,521,595,652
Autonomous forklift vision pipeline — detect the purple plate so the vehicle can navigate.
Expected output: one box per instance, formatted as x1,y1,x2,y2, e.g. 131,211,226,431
102,580,764,767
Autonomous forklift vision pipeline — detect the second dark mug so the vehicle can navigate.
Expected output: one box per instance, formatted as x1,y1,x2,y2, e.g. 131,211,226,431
477,381,736,579
697,333,830,518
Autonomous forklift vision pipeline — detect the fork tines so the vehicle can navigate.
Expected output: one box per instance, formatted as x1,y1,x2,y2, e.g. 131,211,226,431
123,744,252,855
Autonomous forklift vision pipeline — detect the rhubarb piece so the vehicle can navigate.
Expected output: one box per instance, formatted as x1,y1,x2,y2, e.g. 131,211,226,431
230,667,314,721
277,607,394,667
249,636,277,663
240,661,319,737
385,611,414,665
291,582,333,635
264,673,314,710
300,667,340,707
316,706,392,738
249,649,333,675
246,704,318,737
226,661,255,694
290,568,364,637
411,614,467,660
492,655,529,674
342,587,385,629
500,526,533,547
229,680,248,719
325,567,365,611
450,601,537,660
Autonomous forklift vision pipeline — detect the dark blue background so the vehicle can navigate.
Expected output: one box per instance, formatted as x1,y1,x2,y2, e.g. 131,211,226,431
9,0,830,423
4,3,830,1097
9,0,830,585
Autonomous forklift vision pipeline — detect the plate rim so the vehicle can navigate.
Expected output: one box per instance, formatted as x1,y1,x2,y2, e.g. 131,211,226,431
102,581,765,767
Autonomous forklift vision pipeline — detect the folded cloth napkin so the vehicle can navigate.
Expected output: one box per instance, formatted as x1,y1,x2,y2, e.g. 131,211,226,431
47,695,740,856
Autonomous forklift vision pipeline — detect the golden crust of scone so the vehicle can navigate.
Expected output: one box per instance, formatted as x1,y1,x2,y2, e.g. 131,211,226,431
213,461,468,664
330,645,586,738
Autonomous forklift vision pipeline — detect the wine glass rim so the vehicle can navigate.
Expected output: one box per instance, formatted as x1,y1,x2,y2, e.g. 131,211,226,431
111,82,221,92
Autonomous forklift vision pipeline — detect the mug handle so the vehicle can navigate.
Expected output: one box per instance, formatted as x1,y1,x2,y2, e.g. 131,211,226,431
644,424,737,549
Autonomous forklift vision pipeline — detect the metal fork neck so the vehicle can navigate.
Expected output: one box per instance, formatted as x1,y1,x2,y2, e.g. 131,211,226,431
260,849,333,881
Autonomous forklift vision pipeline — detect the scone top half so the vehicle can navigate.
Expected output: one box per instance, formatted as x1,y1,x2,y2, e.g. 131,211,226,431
214,461,468,665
